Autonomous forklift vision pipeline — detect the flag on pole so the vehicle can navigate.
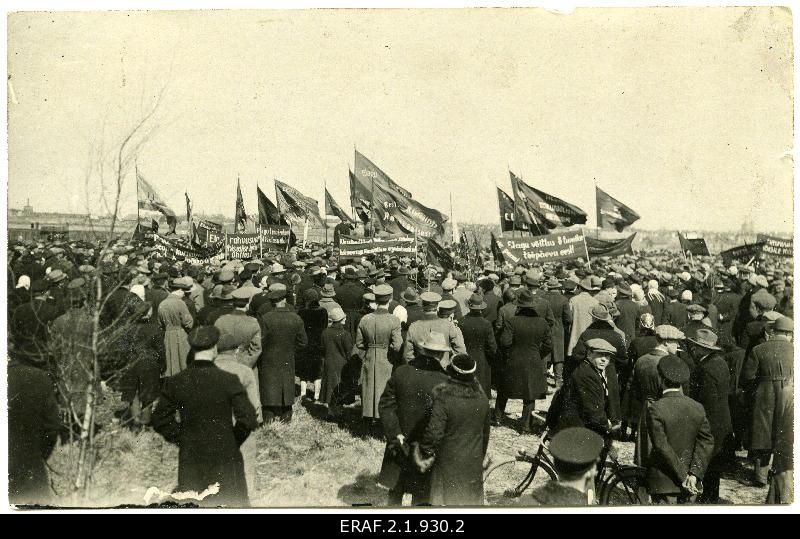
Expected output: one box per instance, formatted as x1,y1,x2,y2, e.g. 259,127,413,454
509,171,587,233
234,179,247,233
490,232,505,265
678,233,710,256
274,180,326,228
185,192,196,242
136,166,177,234
596,186,640,232
325,188,355,224
349,167,371,224
425,237,454,270
496,186,528,232
257,185,285,225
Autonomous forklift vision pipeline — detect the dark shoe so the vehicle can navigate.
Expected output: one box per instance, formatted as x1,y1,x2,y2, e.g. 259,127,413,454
490,418,501,427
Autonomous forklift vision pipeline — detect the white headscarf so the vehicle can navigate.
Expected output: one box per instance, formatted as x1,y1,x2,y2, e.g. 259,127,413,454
130,284,146,302
16,275,30,290
646,279,665,302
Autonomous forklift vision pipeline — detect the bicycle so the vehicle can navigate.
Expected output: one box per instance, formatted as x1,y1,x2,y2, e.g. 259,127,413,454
483,428,649,505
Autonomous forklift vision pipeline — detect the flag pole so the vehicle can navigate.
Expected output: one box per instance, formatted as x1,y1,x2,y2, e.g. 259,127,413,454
324,179,329,245
581,228,592,271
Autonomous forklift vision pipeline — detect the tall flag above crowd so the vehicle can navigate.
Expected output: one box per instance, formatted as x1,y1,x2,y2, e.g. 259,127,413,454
136,165,177,235
595,186,640,232
325,188,354,224
678,233,710,256
275,179,326,228
352,149,448,238
509,171,588,234
257,185,286,226
234,179,247,233
496,186,529,233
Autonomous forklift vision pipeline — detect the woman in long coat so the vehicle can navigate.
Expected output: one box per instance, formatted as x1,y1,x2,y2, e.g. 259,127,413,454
157,283,194,376
297,289,328,400
418,354,491,506
496,289,552,431
320,307,355,412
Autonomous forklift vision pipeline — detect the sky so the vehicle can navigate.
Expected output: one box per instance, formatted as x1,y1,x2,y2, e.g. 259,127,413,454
6,7,794,232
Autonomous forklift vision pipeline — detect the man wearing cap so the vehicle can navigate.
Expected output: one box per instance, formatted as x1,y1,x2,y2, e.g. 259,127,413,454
440,277,464,321
732,273,768,347
566,277,601,358
494,275,523,335
644,354,714,504
682,304,710,340
554,338,619,437
416,353,491,506
522,270,556,328
158,277,195,376
712,279,742,345
524,427,605,506
403,291,466,365
459,293,498,397
319,307,354,416
335,267,368,339
152,326,258,507
741,289,779,359
685,328,731,503
540,277,571,390
741,316,793,487
378,331,451,505
401,287,425,333
477,278,502,326
258,284,308,423
356,283,404,427
215,287,262,374
496,288,553,433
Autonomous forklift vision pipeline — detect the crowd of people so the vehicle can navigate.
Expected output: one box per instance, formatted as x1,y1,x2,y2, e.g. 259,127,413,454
6,235,795,507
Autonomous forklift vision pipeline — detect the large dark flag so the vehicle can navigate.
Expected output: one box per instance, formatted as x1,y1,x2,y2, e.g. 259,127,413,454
234,179,247,233
497,186,529,232
585,233,636,257
510,171,587,234
257,185,285,226
136,166,177,235
275,180,326,228
325,188,355,224
596,186,640,232
353,150,447,238
678,233,710,256
425,237,454,270
349,167,371,224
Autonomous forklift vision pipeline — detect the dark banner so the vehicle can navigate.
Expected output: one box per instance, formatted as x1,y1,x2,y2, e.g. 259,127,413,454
510,171,588,233
195,219,223,245
493,229,588,265
756,234,793,258
678,234,710,256
153,234,225,265
585,233,636,257
720,241,767,267
338,234,416,257
425,237,454,270
596,186,640,232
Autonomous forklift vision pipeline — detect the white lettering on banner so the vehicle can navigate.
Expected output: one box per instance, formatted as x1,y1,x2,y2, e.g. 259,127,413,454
360,169,378,179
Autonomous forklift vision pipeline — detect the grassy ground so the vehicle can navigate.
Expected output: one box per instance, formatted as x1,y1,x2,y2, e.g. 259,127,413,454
46,390,769,508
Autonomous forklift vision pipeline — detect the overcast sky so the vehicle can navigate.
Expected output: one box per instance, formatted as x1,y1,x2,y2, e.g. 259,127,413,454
7,7,794,232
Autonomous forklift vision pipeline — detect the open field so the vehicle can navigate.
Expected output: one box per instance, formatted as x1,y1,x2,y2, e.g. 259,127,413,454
44,391,769,508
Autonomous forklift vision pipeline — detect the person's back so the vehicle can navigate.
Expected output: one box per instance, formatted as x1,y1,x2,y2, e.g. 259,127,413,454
8,359,60,505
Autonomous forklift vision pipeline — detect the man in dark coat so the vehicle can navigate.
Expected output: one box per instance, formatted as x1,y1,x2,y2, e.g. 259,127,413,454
378,331,451,505
258,286,308,422
661,288,689,330
686,329,732,503
523,271,555,329
494,288,553,433
8,355,61,505
524,427,604,506
145,272,170,315
553,339,620,437
152,326,257,507
713,282,742,345
740,316,793,486
645,354,714,504
11,279,62,364
478,278,502,326
459,293,497,397
541,277,571,389
388,266,411,302
615,283,643,345
335,267,366,339
417,353,491,506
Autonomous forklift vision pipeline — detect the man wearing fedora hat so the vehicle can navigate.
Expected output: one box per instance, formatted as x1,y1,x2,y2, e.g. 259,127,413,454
378,331,451,505
644,354,714,504
403,291,466,364
495,288,553,434
540,276,571,390
741,316,793,487
416,353,491,506
152,326,258,507
686,328,731,503
459,293,497,398
258,284,308,423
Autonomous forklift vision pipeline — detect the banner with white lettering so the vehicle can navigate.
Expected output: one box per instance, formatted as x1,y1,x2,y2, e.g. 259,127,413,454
260,224,292,248
338,234,416,257
226,233,262,259
492,230,589,265
153,234,225,265
756,234,793,258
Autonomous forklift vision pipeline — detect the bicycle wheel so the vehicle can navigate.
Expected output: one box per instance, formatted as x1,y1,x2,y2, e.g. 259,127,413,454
598,466,649,506
483,458,557,505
